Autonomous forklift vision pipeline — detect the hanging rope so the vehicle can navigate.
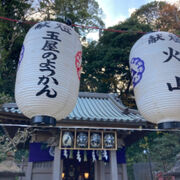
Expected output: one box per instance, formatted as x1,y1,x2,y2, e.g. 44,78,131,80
0,16,34,25
0,15,146,34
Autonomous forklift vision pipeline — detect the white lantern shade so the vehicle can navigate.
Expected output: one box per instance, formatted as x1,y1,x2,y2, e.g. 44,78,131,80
129,31,180,129
15,21,82,125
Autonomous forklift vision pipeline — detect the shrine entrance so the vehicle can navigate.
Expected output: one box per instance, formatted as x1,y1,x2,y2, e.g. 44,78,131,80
63,159,94,180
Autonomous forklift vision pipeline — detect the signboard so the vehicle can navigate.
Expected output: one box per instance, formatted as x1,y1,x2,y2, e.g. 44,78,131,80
59,129,117,150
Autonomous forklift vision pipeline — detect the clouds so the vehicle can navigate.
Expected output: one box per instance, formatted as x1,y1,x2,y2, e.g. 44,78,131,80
97,0,126,27
97,0,179,28
128,8,136,16
87,0,179,41
148,0,178,4
105,14,126,27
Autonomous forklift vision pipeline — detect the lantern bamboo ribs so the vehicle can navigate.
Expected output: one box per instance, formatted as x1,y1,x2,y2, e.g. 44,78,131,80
129,31,180,129
15,21,82,126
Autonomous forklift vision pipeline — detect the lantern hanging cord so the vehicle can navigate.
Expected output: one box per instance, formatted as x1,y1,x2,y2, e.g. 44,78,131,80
0,123,180,132
0,16,147,34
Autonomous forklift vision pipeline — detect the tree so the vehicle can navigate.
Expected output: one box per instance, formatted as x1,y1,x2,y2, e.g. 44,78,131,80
126,132,180,180
33,0,104,35
131,1,167,27
0,0,104,98
131,1,180,34
0,0,33,96
80,18,152,107
158,2,180,34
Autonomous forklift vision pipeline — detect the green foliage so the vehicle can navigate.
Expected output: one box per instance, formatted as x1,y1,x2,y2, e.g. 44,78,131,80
15,149,29,162
0,0,33,96
36,0,104,35
126,132,180,180
150,132,180,171
131,1,167,26
0,128,6,162
0,0,104,97
80,18,152,107
0,92,13,106
131,1,180,34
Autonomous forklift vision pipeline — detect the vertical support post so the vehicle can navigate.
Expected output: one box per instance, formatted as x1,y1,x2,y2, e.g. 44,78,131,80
52,146,61,180
122,163,128,180
60,160,63,179
94,161,105,180
110,151,118,180
94,161,100,180
99,161,105,180
147,151,154,180
26,162,33,180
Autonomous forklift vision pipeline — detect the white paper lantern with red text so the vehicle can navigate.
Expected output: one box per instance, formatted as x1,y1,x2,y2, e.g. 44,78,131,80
15,21,82,125
129,31,180,129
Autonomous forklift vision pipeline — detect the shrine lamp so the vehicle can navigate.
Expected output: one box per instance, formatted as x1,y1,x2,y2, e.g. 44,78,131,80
15,21,82,126
129,31,180,129
84,172,89,179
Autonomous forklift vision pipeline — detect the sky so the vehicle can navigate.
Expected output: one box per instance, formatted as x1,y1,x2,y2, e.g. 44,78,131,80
87,0,178,40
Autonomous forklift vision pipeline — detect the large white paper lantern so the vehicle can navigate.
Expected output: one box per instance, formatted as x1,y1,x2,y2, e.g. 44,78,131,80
129,31,180,129
15,21,82,125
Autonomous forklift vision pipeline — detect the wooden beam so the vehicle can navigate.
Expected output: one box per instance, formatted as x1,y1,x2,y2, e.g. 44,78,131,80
110,151,118,180
52,147,61,180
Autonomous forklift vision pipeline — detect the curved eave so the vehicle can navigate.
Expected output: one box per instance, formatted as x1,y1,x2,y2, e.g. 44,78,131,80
0,92,149,128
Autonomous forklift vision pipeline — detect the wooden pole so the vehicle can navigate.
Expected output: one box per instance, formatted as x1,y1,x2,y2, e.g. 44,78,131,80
25,162,33,180
122,163,128,180
94,161,100,180
99,161,105,180
52,147,61,180
110,151,118,180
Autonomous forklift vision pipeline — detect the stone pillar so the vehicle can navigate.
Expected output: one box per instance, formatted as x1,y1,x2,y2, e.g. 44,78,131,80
110,151,118,180
52,146,62,180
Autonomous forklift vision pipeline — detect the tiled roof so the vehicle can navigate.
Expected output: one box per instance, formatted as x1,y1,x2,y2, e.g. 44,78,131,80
1,92,146,126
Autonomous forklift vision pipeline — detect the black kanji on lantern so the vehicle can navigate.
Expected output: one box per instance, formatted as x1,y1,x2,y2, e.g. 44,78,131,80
38,75,50,85
42,52,57,60
42,40,59,53
42,31,61,41
168,34,180,43
163,47,180,63
55,23,72,35
37,30,60,98
39,62,55,76
35,22,50,29
36,85,57,98
167,76,180,91
148,34,165,44
37,75,59,86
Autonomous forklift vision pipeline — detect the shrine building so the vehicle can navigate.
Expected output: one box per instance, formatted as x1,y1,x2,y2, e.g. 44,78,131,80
0,92,151,180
